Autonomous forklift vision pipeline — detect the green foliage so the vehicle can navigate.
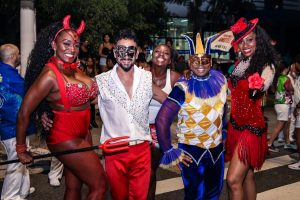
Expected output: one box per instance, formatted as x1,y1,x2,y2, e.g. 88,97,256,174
35,0,169,55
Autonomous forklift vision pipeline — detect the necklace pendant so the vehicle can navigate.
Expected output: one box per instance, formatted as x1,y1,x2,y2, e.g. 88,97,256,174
78,83,83,88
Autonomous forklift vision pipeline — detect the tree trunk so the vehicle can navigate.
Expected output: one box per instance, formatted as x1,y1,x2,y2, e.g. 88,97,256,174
191,0,202,39
20,0,36,77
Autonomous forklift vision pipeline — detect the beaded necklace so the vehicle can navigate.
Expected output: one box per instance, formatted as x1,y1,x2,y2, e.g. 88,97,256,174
232,58,250,78
230,58,251,87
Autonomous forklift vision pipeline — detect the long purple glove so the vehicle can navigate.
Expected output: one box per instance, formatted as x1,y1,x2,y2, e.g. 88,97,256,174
155,98,182,168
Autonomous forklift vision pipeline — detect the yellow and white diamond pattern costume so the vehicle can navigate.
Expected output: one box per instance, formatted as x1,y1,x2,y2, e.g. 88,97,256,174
175,81,227,149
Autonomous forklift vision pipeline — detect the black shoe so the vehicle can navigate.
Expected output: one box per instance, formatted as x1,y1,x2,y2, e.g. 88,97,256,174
268,144,279,153
90,121,98,128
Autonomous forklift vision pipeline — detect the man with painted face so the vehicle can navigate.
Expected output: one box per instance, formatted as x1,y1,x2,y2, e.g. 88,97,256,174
95,29,167,200
155,33,227,200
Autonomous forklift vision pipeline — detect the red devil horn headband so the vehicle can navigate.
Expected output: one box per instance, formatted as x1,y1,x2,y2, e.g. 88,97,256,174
53,15,85,41
62,15,71,30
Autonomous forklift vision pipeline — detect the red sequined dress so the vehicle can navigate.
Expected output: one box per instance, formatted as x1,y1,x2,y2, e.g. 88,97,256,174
225,60,268,170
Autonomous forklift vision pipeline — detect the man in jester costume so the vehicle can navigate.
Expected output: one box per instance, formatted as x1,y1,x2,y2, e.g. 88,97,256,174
155,33,227,200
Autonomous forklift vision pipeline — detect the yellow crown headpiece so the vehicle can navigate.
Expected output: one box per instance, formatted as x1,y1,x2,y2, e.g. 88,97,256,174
195,33,205,55
182,32,206,57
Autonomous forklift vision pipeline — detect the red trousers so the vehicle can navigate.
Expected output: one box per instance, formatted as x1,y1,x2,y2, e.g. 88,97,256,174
105,142,151,200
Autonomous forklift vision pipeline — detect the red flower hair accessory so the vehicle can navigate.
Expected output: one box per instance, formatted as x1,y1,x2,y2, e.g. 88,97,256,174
248,72,265,90
53,15,85,41
230,17,258,51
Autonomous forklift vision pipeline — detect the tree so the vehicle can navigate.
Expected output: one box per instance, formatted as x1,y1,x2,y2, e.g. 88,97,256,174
34,0,169,54
0,0,20,45
1,0,169,52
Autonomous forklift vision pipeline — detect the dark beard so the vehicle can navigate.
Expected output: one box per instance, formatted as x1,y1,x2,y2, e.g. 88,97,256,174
118,63,134,72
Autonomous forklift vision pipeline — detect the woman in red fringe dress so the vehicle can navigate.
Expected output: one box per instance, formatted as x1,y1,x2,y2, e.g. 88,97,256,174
225,17,281,200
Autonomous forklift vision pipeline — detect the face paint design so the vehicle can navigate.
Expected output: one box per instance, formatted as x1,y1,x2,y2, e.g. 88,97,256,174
114,45,137,71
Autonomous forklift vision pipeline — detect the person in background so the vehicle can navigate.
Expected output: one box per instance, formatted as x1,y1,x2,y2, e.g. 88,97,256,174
147,44,180,200
96,29,167,200
98,33,114,73
268,63,293,152
136,52,150,71
138,40,150,62
288,54,300,170
155,33,227,199
0,44,36,200
84,56,98,129
48,157,64,187
286,62,298,143
225,17,280,200
174,55,187,75
106,52,116,71
165,37,179,65
16,15,107,199
78,40,90,64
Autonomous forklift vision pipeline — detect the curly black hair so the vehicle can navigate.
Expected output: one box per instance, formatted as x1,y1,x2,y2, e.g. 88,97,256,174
244,25,282,76
24,22,62,136
115,29,139,45
25,22,60,92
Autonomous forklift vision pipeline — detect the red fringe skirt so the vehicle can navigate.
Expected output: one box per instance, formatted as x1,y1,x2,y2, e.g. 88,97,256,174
225,123,268,170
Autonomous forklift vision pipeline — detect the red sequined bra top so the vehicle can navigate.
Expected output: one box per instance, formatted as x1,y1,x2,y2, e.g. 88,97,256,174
64,79,98,106
47,62,98,110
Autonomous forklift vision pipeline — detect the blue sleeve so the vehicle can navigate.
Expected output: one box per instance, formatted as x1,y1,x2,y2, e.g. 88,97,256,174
0,91,36,139
167,85,186,106
0,91,22,139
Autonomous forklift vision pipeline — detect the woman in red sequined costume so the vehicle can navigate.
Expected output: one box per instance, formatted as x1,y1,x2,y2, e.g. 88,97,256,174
225,18,281,200
16,16,107,200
